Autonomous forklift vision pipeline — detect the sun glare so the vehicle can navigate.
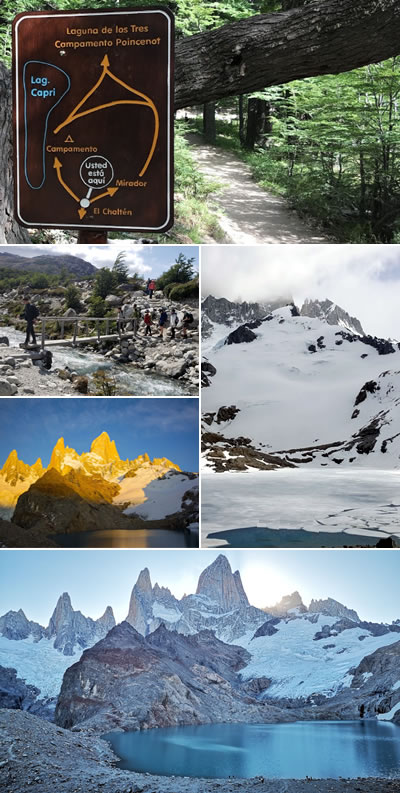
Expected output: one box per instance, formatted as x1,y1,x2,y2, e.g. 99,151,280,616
240,561,294,609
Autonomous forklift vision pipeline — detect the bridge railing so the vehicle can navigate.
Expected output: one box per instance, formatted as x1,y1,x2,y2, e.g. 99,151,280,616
39,315,130,350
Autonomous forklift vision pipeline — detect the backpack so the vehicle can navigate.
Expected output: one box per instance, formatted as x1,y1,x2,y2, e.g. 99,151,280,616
185,312,193,323
32,305,40,319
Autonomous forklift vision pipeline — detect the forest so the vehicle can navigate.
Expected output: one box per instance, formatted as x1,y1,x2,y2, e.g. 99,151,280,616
1,0,400,243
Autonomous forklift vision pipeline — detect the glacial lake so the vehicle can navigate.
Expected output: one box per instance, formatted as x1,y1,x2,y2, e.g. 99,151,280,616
54,528,197,548
104,721,400,779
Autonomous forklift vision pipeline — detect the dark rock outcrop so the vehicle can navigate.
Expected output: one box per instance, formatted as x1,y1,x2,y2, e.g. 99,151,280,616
201,360,217,387
11,469,146,537
225,324,258,345
0,666,40,710
54,621,290,732
253,619,281,638
354,380,379,407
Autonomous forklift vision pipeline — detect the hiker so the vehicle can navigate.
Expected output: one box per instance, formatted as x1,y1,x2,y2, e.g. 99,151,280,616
122,303,133,330
181,311,194,339
143,310,153,336
133,303,141,336
117,307,124,332
169,308,179,340
159,307,169,340
148,279,156,299
145,278,151,296
20,297,39,346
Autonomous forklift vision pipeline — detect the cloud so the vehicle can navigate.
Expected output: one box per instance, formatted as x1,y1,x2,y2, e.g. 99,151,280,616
201,245,400,339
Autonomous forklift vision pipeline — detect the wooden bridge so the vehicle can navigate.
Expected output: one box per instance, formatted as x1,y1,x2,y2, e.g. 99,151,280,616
38,315,135,350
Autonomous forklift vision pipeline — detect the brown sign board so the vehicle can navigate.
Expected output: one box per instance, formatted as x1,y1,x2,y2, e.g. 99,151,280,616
13,7,174,233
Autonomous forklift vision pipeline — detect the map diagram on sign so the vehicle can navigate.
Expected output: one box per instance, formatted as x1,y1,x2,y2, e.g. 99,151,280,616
14,8,173,231
23,55,159,220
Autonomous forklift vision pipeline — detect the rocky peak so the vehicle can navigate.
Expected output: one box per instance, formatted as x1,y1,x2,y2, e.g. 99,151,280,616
1,450,32,483
301,298,365,336
48,437,66,472
196,554,249,611
308,597,359,622
0,608,44,641
136,567,153,597
266,591,306,616
47,593,73,635
45,593,118,656
31,458,44,475
90,432,120,463
202,295,292,338
96,606,115,633
126,568,154,635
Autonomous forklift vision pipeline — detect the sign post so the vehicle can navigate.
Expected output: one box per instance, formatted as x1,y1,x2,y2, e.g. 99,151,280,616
13,7,174,235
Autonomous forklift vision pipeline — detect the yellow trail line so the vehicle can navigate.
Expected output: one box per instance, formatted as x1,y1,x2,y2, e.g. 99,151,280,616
53,57,159,176
54,160,79,203
104,67,159,176
53,64,108,135
90,187,119,204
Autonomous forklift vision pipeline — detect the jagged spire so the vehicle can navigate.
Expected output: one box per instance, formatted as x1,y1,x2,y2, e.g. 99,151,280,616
48,437,66,472
196,554,249,610
90,431,120,462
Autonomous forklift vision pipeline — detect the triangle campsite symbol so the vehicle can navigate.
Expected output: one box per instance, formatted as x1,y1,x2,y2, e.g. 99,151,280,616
64,135,74,143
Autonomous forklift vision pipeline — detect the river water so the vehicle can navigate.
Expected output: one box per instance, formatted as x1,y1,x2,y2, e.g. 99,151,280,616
103,720,400,779
2,326,192,395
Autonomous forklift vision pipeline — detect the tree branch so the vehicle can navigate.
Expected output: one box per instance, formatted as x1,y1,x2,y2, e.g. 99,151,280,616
175,0,400,108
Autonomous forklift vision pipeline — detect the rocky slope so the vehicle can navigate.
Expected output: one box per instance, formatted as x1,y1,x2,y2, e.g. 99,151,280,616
202,305,400,471
300,298,365,335
54,621,291,732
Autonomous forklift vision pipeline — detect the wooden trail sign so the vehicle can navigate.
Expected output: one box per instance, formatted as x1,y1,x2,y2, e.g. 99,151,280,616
13,7,174,233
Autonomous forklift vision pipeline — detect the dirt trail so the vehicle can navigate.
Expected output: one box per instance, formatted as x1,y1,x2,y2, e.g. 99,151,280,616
188,134,330,245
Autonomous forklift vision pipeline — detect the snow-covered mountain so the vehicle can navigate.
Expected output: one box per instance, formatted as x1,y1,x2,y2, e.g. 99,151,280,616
0,431,181,517
126,554,267,642
202,305,400,470
0,594,115,700
1,555,399,721
202,295,292,345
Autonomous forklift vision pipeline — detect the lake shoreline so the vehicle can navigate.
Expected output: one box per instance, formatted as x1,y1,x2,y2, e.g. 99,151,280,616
2,709,400,793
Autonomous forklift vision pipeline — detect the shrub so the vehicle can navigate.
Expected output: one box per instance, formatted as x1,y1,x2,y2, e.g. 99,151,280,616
168,278,199,301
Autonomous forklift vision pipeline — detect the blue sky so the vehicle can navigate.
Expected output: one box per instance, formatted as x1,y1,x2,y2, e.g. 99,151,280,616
0,550,398,626
0,398,198,470
0,244,199,280
202,245,400,338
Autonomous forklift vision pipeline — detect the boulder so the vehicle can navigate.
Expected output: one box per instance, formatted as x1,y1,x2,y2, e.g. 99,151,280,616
105,294,123,306
156,359,187,378
0,378,17,396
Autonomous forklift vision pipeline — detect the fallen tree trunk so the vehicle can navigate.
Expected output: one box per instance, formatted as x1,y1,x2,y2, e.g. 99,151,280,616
0,62,30,242
175,0,400,108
